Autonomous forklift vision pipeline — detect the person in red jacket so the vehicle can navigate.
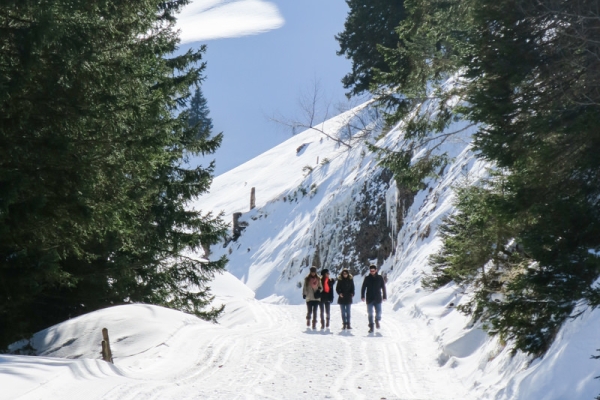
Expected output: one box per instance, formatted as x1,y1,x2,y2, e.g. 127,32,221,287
361,264,387,333
318,269,335,329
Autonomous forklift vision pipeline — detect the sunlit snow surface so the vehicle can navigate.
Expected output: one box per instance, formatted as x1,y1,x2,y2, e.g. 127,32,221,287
3,103,600,399
0,273,474,399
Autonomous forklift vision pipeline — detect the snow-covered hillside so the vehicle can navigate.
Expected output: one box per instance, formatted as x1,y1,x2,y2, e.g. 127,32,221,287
2,103,600,399
189,100,600,399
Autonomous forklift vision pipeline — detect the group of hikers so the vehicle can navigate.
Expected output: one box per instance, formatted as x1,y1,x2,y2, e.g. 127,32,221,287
302,264,387,333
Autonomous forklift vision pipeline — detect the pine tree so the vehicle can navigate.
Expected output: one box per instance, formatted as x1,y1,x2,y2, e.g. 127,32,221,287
425,182,521,289
363,0,475,193
0,0,227,348
336,0,407,97
459,0,600,354
359,0,600,354
188,87,214,140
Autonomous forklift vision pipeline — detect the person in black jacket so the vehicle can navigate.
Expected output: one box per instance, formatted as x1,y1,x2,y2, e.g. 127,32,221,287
336,268,355,330
361,264,387,333
318,269,335,329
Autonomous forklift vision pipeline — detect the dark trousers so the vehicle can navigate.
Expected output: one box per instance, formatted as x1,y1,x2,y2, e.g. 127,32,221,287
306,301,319,321
319,301,331,322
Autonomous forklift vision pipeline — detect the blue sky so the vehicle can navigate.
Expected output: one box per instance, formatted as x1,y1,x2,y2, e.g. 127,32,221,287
177,0,352,175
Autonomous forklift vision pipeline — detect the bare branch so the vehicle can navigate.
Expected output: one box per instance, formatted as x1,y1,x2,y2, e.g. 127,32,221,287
269,79,382,149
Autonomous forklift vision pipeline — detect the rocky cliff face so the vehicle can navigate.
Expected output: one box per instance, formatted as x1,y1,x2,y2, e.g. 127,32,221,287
309,168,415,276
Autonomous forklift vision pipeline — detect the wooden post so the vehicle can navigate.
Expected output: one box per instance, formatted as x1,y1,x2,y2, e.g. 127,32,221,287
101,327,113,363
250,187,256,210
101,341,108,361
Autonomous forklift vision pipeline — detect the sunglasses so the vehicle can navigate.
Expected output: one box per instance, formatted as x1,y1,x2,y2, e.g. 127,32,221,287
370,268,377,271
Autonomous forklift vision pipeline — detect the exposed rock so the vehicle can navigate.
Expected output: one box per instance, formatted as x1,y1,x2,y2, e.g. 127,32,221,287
315,168,416,276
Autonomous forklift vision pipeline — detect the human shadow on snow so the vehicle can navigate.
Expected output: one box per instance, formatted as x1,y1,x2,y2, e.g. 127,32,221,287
303,328,335,335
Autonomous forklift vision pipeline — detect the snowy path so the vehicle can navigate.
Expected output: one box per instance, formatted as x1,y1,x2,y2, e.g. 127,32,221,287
11,300,473,400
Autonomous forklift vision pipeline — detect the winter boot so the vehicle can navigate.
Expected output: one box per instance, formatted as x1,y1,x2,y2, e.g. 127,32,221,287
368,323,374,333
342,323,346,330
326,319,330,328
375,320,380,329
347,323,352,330
320,320,324,330
312,320,317,330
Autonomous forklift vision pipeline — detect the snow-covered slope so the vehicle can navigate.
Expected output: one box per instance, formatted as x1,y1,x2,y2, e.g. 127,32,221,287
193,106,368,221
193,102,600,399
3,102,600,399
192,103,397,300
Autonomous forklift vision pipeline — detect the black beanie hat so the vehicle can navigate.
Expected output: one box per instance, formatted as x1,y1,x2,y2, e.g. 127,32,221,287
321,269,329,276
310,266,317,273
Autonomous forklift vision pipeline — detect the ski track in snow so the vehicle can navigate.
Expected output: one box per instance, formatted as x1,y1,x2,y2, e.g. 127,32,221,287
14,301,472,400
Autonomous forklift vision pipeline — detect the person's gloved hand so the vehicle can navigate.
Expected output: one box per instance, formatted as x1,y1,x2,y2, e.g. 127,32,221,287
303,295,306,299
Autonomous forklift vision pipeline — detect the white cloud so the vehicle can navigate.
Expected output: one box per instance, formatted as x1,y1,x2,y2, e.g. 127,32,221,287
177,0,285,43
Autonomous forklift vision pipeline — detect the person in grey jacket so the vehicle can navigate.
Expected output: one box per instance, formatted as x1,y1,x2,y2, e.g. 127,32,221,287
361,264,387,333
302,266,323,329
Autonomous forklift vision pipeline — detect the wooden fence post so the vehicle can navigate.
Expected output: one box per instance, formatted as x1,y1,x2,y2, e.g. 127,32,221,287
101,327,113,363
250,187,256,210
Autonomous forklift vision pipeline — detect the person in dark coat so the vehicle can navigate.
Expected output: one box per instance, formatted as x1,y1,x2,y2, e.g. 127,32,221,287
303,266,323,329
318,269,335,329
361,264,387,333
336,268,355,329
